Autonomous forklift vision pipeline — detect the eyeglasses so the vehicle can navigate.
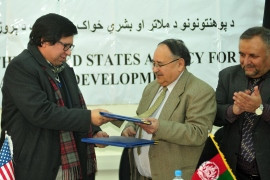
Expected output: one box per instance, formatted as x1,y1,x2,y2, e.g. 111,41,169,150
57,41,75,51
150,58,179,68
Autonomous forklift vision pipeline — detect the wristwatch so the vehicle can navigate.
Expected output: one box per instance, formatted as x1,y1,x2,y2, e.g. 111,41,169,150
255,104,264,115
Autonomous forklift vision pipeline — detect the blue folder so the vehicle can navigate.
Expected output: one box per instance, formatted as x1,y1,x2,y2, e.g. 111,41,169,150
100,112,151,124
81,136,156,148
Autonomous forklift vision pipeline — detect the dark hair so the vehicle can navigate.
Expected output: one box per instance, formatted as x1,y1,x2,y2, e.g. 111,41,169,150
240,26,270,49
29,13,78,46
158,39,191,66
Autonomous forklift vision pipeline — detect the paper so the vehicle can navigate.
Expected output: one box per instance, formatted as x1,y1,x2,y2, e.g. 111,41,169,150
100,112,151,124
81,136,156,148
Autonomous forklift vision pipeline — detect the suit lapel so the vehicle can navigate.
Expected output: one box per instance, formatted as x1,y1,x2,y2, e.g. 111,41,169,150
60,66,82,106
235,69,270,103
158,70,189,121
234,68,248,92
139,83,161,114
260,73,270,103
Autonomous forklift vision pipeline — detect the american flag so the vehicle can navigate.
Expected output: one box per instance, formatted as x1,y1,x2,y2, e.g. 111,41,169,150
0,135,15,180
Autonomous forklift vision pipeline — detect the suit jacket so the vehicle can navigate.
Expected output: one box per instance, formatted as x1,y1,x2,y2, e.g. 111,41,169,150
214,65,270,180
126,70,217,180
1,44,101,180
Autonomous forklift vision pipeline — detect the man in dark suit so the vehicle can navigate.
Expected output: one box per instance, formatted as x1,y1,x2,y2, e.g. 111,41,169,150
215,26,270,180
0,13,114,180
122,39,216,180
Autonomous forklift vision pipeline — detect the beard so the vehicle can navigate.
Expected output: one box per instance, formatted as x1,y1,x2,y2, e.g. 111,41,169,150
243,65,259,77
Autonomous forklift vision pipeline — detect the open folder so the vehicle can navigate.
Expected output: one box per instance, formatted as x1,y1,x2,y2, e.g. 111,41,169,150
100,112,151,125
81,136,157,148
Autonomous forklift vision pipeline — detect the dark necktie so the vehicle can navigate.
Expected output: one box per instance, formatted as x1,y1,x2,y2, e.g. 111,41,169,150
136,87,168,154
240,78,262,162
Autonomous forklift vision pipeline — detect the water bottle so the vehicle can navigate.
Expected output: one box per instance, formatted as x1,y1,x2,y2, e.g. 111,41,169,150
173,170,184,180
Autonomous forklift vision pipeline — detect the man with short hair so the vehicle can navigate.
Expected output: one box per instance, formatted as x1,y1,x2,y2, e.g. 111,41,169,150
1,13,113,180
215,26,270,180
122,39,216,180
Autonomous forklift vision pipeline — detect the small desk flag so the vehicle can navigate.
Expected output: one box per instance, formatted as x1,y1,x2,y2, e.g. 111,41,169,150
192,134,236,180
0,134,15,180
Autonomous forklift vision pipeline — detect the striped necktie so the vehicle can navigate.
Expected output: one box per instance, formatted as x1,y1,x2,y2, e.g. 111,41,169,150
240,77,262,162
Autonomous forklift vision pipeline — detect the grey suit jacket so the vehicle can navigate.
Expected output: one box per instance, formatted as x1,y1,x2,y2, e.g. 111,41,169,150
214,65,270,180
127,70,216,180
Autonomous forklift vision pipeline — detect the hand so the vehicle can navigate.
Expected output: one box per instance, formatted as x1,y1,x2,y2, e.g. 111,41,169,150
91,109,115,126
233,86,262,113
232,103,244,115
93,131,109,148
138,118,159,134
121,126,136,137
232,89,250,114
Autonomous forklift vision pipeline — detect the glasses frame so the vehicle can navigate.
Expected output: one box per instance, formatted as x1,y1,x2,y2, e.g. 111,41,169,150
57,41,75,51
150,58,180,68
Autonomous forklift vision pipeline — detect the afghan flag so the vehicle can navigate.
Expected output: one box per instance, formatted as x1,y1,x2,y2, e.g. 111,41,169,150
192,134,236,180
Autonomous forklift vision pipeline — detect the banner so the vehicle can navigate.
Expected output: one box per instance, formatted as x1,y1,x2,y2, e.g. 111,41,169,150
0,0,265,105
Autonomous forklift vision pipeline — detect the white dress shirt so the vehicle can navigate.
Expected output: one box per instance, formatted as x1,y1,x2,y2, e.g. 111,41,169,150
133,72,183,178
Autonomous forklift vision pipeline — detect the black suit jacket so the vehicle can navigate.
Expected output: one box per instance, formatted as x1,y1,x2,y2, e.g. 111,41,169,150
214,65,270,179
1,44,100,180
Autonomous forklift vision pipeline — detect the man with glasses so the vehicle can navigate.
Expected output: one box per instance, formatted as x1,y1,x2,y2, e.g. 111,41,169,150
0,13,114,180
121,39,216,180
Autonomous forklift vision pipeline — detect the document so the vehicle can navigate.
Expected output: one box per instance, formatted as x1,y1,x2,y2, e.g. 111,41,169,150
81,136,156,148
100,112,151,124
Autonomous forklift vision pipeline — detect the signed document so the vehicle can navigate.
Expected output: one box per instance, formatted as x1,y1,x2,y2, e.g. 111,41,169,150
100,112,151,125
81,136,157,148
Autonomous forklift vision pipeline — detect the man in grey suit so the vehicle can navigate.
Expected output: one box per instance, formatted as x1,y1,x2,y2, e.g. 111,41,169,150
215,26,270,180
122,39,216,180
